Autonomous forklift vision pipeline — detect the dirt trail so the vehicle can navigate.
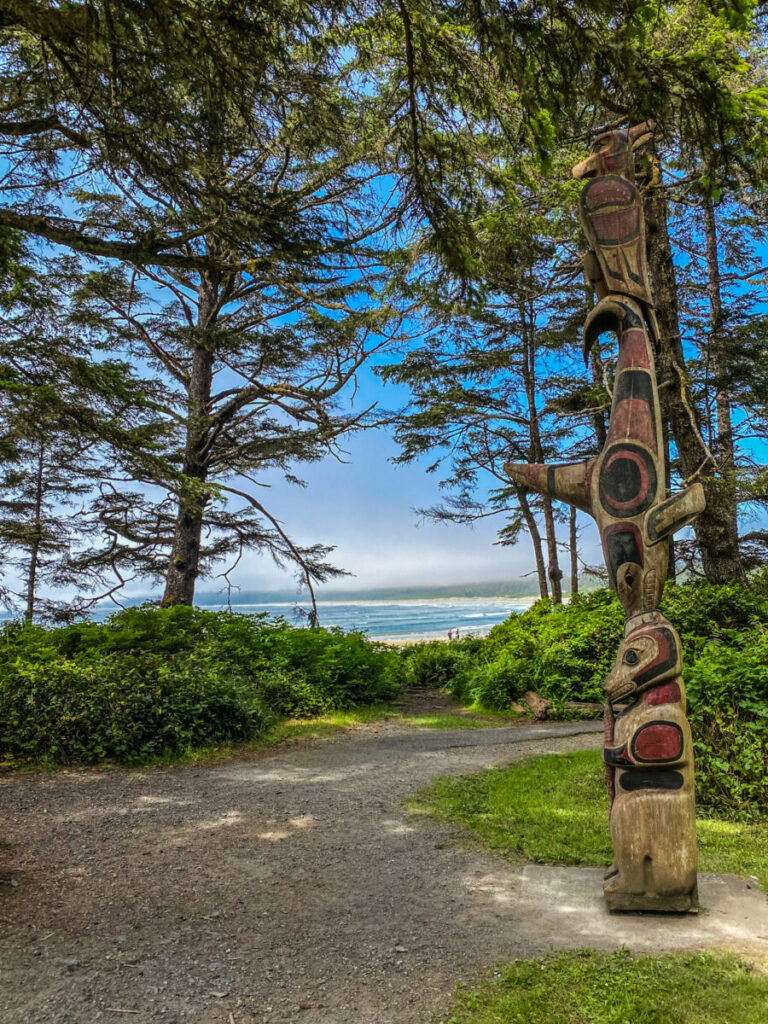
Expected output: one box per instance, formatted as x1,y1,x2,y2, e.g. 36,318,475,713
0,717,764,1024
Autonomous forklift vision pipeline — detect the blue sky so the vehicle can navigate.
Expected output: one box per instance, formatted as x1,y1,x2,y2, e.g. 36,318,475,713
196,361,605,597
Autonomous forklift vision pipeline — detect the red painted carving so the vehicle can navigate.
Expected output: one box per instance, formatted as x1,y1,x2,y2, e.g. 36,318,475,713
646,681,682,706
591,207,640,244
620,330,653,369
610,399,657,452
632,723,683,762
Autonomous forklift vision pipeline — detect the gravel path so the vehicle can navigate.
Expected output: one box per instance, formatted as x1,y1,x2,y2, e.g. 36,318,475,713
1,718,763,1024
0,720,601,1024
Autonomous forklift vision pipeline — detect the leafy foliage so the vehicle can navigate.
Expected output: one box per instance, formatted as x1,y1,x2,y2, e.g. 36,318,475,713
0,606,401,765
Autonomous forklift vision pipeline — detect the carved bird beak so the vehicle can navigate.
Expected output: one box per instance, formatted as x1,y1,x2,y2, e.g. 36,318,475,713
602,673,637,705
572,155,598,180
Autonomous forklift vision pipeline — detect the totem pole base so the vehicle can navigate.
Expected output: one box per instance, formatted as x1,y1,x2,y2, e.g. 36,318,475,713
604,883,698,914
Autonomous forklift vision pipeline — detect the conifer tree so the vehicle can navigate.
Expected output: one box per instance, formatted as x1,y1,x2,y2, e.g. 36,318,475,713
2,1,408,608
0,236,164,619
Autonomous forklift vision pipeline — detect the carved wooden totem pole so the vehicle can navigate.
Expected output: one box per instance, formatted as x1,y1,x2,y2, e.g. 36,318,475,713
505,124,704,912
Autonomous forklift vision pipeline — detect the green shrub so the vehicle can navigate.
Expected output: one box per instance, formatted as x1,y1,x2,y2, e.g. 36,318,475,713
691,705,768,817
0,606,402,765
402,639,475,690
254,669,332,718
683,627,768,816
661,578,768,655
460,651,530,708
0,653,268,764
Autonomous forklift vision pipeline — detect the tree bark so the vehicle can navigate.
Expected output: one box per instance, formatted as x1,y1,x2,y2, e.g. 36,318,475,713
702,193,743,577
664,420,676,581
569,504,579,596
161,272,217,606
541,498,563,603
517,488,549,599
643,155,745,585
520,305,563,603
24,441,45,622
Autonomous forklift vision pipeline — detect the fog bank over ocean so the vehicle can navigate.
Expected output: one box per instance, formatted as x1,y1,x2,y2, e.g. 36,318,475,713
76,579,555,639
196,577,547,604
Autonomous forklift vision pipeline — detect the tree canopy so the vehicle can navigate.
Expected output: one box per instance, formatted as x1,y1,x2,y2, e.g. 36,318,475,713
2,0,768,615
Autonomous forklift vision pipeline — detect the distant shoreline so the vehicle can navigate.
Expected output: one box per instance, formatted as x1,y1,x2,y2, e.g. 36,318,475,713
210,595,539,608
192,580,571,605
0,592,545,639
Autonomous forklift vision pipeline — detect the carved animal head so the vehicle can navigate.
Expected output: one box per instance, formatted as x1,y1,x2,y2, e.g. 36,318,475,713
572,122,655,182
603,612,682,705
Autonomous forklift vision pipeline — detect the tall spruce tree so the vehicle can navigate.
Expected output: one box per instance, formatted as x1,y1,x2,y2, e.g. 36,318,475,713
0,235,165,619
2,1,409,607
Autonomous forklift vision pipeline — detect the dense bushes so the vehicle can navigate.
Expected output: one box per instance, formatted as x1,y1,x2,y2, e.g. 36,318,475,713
405,579,768,817
0,606,401,765
402,589,626,709
0,655,261,764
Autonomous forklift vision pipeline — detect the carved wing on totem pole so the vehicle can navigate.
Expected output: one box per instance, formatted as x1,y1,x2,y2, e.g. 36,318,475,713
504,124,704,912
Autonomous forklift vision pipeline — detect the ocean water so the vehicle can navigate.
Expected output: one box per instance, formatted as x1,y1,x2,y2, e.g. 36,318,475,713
199,597,535,641
2,596,535,640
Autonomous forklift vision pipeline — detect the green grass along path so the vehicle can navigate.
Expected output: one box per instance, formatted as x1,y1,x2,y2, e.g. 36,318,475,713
413,748,768,891
442,950,768,1024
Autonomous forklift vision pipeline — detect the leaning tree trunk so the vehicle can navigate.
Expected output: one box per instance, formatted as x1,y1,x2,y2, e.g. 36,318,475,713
702,193,743,578
162,273,218,607
521,308,563,603
541,497,563,604
517,487,549,599
569,505,579,596
664,420,676,581
643,155,746,585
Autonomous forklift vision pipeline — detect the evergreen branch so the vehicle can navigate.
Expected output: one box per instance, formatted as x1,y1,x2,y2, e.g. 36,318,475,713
0,208,214,271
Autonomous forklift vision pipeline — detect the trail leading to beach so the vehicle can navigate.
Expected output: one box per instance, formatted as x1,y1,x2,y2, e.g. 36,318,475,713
1,717,765,1024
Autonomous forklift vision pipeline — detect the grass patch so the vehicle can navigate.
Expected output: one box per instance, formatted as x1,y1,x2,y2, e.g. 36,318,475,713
444,949,768,1024
398,710,519,729
413,749,768,890
177,704,401,763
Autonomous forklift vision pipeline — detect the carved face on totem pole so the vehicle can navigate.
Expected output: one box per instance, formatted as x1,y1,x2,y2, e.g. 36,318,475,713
572,125,656,315
602,611,697,911
503,124,703,912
